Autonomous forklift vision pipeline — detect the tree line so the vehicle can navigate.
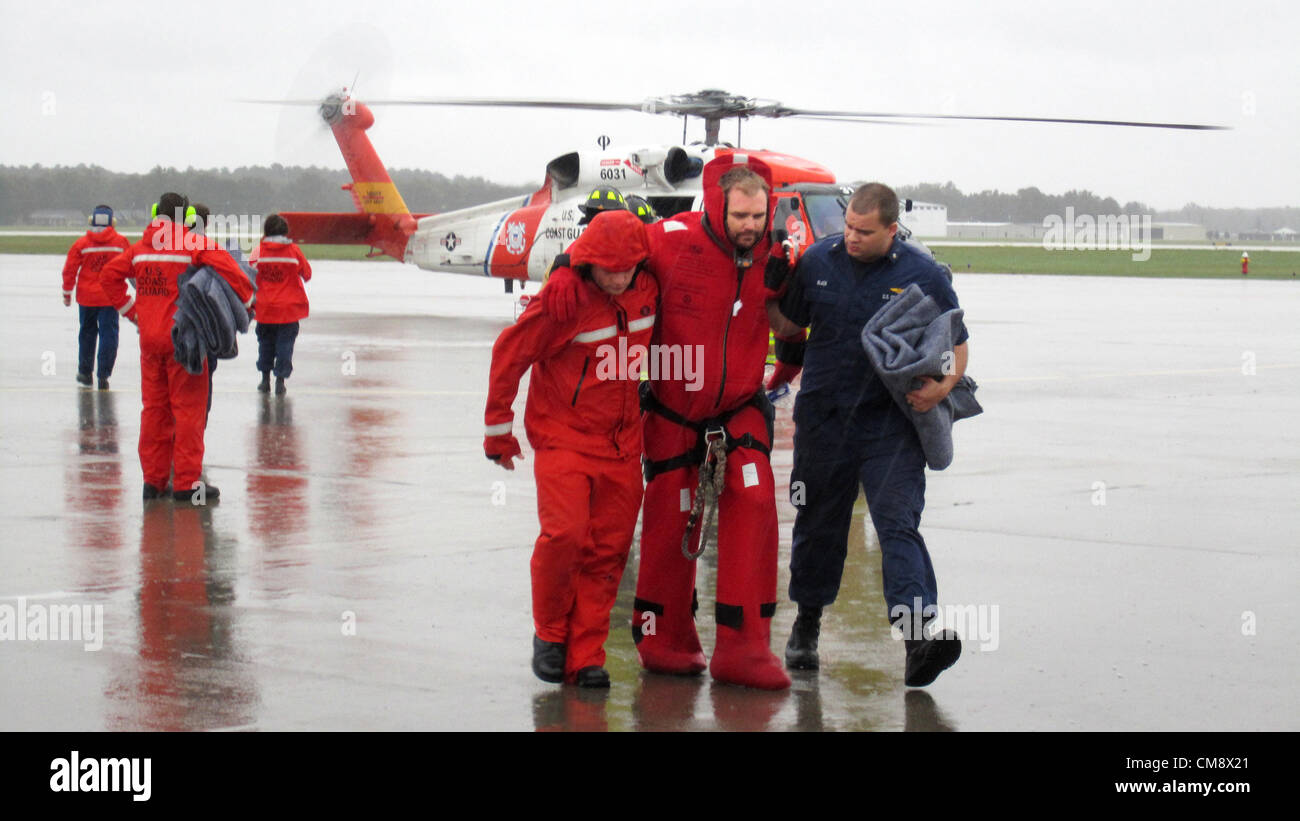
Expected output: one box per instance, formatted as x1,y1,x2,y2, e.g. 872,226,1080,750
1,165,1294,235
0,164,535,225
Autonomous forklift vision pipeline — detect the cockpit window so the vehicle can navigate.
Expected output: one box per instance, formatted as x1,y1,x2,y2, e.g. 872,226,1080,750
804,193,848,240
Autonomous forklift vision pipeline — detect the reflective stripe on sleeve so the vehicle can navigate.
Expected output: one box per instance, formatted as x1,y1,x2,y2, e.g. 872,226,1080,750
573,324,618,344
256,257,299,264
484,422,512,436
134,254,192,264
117,296,135,315
628,315,656,333
82,247,125,254
663,221,686,233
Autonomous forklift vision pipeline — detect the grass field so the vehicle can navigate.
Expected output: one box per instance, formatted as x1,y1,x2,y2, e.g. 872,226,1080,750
932,246,1299,279
4,232,1298,278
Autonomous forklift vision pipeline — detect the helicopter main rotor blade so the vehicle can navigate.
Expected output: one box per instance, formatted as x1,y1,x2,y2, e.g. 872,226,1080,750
780,108,1228,131
786,116,938,127
240,98,348,105
342,97,648,113
240,92,1229,131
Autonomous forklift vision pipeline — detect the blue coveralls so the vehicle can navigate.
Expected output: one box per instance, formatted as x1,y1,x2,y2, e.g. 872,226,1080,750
780,235,967,626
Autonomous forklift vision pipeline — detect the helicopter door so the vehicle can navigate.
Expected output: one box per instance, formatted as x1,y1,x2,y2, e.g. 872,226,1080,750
645,196,696,220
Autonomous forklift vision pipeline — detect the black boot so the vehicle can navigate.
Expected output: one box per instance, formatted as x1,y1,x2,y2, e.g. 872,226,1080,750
76,371,92,387
532,635,565,683
575,666,610,688
97,377,109,391
784,605,823,670
173,483,221,505
258,371,270,393
275,376,286,395
904,629,962,687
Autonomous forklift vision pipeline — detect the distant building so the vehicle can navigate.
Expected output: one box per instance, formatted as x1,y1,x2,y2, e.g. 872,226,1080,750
1151,222,1206,241
899,201,947,238
27,209,85,227
946,221,1042,240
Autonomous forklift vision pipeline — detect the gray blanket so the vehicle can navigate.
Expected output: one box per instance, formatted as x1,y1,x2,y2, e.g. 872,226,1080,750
172,266,252,374
860,283,982,470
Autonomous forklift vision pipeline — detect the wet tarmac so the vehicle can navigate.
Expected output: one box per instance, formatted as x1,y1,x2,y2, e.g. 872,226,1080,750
1,254,1297,731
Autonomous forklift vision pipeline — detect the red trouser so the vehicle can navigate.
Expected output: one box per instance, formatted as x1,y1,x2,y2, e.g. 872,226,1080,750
632,403,790,690
139,351,210,491
532,447,643,681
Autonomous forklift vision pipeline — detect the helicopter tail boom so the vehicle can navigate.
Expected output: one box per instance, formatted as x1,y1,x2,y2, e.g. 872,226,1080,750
277,94,424,261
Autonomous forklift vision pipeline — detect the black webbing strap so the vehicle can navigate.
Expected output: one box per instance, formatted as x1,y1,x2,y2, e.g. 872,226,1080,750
715,602,779,631
715,603,744,630
641,385,775,482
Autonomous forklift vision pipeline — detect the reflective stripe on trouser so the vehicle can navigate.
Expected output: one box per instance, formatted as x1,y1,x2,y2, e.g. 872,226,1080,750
634,405,788,688
78,305,119,378
532,447,642,680
787,402,937,623
139,351,210,490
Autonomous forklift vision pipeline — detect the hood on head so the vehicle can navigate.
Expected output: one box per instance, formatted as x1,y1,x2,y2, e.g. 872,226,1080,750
569,210,650,272
701,152,776,257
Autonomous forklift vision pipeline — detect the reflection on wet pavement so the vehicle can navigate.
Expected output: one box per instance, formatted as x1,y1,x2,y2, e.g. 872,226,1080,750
3,259,1298,731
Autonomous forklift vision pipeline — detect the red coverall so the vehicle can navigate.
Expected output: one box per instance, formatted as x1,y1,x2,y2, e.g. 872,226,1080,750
100,219,255,492
485,212,658,681
62,226,130,306
630,155,791,689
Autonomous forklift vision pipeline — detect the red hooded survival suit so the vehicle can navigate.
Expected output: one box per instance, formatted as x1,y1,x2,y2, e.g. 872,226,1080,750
631,154,791,690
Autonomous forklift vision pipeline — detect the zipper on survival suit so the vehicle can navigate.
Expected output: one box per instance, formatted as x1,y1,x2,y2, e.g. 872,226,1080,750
715,261,746,410
701,212,754,411
571,356,590,406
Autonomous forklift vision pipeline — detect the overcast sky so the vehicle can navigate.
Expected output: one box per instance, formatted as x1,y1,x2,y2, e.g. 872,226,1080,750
3,0,1296,210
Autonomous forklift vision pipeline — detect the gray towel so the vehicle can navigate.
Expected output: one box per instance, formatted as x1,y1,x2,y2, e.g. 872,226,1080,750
172,266,252,374
860,283,982,470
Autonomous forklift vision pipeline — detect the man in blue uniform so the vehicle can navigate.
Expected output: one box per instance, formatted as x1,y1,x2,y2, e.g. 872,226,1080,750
766,182,969,687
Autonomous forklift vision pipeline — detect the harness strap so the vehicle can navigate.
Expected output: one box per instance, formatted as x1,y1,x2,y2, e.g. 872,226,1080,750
680,428,728,560
640,384,773,482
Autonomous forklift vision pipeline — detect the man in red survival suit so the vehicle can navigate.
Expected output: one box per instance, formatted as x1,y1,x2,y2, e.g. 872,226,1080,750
101,192,256,503
485,210,657,688
543,155,793,690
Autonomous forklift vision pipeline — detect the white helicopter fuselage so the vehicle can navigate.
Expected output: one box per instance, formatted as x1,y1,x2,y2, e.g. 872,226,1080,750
407,142,713,281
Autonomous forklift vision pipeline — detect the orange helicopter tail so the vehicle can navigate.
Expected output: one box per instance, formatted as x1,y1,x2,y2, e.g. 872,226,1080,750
280,94,428,261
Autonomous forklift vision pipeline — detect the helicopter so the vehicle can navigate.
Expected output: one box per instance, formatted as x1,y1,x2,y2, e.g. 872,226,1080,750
271,89,1224,293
